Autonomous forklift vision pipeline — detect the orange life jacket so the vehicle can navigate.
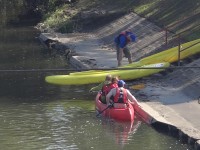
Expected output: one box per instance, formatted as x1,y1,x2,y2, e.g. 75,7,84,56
113,88,128,103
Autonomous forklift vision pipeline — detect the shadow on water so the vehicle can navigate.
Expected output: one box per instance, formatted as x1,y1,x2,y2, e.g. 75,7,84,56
0,26,56,101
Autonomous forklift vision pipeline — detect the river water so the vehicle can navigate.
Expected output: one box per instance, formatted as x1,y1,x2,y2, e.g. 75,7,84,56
0,6,193,150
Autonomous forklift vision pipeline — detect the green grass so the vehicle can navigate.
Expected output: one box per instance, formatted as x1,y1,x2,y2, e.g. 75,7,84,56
132,0,200,40
43,4,78,29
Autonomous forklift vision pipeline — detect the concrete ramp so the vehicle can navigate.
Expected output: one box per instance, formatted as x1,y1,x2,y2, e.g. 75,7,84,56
95,12,173,61
39,12,175,68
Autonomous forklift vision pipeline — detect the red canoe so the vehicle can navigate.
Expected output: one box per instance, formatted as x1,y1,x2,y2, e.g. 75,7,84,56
95,92,135,122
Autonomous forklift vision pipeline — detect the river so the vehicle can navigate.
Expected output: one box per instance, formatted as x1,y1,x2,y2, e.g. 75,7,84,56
0,3,193,150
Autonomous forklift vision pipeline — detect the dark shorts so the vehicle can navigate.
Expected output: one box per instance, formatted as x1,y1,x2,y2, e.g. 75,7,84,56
116,44,132,59
100,95,106,104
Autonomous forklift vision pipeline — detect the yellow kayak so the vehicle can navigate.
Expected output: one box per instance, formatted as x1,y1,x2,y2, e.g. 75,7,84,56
69,61,142,76
126,38,200,67
45,62,170,85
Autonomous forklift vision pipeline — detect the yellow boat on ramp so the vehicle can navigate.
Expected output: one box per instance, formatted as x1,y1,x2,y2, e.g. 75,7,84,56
69,38,200,76
45,62,170,85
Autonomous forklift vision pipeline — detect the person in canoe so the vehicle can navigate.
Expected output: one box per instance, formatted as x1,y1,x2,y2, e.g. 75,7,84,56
90,75,119,104
89,74,112,93
106,80,140,108
114,29,136,66
109,76,119,89
100,76,119,103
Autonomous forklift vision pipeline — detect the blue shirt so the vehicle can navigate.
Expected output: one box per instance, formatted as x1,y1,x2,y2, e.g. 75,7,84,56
114,31,136,48
114,35,127,48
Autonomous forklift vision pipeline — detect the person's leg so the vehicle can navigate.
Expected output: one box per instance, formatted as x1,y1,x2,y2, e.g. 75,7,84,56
116,44,123,66
128,58,132,64
100,95,107,104
123,47,132,64
118,50,123,66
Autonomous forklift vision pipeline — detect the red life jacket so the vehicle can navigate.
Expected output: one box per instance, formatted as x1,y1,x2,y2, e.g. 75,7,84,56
102,82,118,95
108,83,118,92
113,88,128,103
102,84,111,96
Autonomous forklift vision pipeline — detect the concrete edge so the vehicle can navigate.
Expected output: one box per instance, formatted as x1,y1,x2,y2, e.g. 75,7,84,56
70,56,95,69
138,102,200,150
39,33,98,70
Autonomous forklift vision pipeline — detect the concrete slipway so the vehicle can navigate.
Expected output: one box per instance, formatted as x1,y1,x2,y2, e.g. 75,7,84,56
39,12,200,149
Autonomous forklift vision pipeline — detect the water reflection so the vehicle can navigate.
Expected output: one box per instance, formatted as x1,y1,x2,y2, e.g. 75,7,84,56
100,119,142,147
0,98,192,150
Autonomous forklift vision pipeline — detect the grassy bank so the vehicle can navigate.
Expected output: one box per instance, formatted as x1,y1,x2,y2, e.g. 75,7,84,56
40,0,200,41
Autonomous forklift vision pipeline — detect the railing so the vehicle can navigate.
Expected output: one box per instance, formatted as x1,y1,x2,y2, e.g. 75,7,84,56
177,39,200,66
169,24,200,66
132,11,199,64
162,12,200,66
164,12,200,46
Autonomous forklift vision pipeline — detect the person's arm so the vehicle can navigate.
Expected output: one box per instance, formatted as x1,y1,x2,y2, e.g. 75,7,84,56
106,88,114,105
126,90,140,106
89,82,104,93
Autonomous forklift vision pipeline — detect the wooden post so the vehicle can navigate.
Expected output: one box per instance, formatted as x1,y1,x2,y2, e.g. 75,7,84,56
178,35,181,66
165,28,168,46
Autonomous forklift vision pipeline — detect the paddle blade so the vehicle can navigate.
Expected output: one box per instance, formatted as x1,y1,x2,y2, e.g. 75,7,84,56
130,83,145,90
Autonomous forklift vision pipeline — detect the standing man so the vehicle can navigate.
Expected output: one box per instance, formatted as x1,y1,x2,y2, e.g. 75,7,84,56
114,30,136,66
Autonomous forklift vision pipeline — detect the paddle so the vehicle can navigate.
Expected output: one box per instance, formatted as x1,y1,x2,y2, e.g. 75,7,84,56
96,102,114,117
130,83,145,90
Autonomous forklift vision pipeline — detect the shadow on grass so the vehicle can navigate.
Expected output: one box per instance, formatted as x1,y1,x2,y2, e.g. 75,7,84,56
136,0,200,40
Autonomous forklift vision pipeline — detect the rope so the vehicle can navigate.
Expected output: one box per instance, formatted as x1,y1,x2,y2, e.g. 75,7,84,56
0,66,200,73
